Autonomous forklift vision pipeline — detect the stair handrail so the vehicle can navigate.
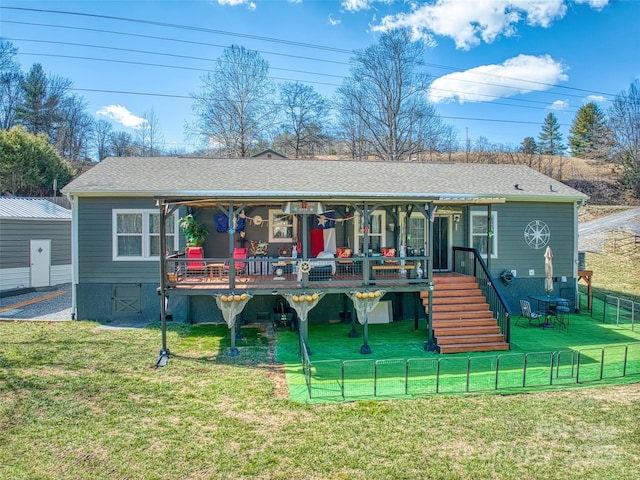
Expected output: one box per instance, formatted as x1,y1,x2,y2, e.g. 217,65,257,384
452,247,511,343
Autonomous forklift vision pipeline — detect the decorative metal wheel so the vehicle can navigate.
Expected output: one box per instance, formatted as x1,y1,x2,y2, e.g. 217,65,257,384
298,260,312,274
524,220,550,249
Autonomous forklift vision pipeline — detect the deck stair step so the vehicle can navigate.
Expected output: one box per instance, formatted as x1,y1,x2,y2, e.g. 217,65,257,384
423,274,509,354
438,342,510,354
435,334,505,345
433,325,501,336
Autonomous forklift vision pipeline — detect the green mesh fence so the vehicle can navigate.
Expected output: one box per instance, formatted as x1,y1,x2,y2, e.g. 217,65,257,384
306,343,640,400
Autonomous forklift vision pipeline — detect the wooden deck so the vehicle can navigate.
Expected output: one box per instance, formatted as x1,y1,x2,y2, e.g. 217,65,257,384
165,256,432,295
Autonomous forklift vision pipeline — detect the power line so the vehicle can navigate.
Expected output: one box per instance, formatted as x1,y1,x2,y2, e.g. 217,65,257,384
0,12,617,99
2,20,351,67
1,6,354,54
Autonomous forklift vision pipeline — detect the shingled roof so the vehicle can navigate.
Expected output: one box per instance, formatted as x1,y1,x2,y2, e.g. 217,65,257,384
62,157,587,203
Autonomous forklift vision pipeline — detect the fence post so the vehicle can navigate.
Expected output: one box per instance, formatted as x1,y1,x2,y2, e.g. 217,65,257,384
599,349,605,380
405,360,409,395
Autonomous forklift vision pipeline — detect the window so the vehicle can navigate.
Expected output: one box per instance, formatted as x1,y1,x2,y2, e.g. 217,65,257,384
407,214,426,255
470,211,498,258
268,209,297,243
353,211,386,254
113,210,177,261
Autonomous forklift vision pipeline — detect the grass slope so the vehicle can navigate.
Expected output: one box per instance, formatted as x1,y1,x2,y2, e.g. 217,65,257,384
2,321,640,479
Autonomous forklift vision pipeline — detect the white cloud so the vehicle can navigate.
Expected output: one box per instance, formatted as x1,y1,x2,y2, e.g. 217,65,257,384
342,0,375,12
372,0,608,50
549,100,570,110
428,54,568,104
217,0,247,5
217,0,256,9
329,14,342,26
575,0,609,9
585,95,606,103
96,105,146,129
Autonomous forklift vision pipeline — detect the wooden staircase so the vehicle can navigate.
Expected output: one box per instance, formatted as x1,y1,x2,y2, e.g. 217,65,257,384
421,274,509,354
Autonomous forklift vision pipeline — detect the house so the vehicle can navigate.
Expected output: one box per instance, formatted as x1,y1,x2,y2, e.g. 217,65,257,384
61,157,588,353
251,149,287,159
0,197,72,293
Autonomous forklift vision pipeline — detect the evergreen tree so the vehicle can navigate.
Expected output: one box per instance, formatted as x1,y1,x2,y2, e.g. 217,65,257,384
537,112,566,155
14,63,71,141
0,126,75,196
520,137,537,154
568,102,610,160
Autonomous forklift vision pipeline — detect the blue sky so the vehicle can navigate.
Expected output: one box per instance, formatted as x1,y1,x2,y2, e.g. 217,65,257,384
1,0,639,154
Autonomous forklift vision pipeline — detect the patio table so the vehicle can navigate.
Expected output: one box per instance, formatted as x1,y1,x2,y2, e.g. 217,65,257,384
528,295,568,329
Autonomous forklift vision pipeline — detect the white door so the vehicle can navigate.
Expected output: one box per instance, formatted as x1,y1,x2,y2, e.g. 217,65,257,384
30,239,51,288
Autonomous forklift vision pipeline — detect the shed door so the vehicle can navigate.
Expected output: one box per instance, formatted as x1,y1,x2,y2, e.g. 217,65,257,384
30,239,51,288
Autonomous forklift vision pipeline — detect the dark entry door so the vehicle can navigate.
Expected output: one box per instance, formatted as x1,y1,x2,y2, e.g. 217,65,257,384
433,217,450,271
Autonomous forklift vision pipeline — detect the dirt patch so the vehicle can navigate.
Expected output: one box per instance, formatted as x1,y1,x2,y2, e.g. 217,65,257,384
251,321,290,400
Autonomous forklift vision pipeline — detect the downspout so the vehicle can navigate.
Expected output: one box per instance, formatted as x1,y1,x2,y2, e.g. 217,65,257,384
66,192,78,321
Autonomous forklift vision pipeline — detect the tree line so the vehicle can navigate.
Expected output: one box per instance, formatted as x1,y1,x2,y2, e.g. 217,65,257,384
1,31,639,197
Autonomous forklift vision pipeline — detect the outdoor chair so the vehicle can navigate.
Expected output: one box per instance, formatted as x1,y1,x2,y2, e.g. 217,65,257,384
336,247,353,274
185,246,206,279
553,299,571,331
223,247,248,276
516,300,543,328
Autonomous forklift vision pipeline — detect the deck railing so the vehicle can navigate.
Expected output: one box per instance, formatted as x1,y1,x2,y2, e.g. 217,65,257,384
164,254,432,290
452,247,512,343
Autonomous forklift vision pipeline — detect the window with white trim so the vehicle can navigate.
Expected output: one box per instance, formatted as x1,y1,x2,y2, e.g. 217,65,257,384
470,211,498,258
353,211,386,254
113,210,178,260
268,209,297,243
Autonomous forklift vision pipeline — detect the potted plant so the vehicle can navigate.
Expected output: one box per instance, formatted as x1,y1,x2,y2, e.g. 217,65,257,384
179,214,208,247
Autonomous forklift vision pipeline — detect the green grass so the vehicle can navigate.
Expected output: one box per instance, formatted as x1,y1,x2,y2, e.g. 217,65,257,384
1,226,639,479
2,320,640,479
276,299,640,402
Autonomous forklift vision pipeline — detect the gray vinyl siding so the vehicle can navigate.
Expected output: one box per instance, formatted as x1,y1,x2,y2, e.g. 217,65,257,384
0,219,71,269
488,202,576,279
77,197,160,283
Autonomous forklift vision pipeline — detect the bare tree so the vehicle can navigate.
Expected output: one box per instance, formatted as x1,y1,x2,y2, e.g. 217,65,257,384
334,92,369,160
336,28,439,162
109,131,138,157
136,108,165,156
191,45,275,157
0,41,23,131
609,80,640,166
277,82,329,158
93,119,113,161
56,94,94,162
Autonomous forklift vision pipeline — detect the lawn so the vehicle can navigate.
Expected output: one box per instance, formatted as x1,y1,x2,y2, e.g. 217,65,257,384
1,220,639,479
2,317,640,479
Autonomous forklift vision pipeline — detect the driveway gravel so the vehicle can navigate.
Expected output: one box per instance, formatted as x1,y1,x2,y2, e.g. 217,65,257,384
579,207,640,253
0,283,72,321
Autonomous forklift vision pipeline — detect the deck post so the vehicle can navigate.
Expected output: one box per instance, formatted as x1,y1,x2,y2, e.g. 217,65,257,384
156,200,170,366
425,201,436,351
